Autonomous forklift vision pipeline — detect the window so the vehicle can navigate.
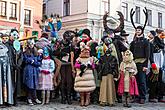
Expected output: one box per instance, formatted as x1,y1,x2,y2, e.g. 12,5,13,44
102,0,110,13
10,3,17,20
135,6,140,23
122,2,128,20
0,1,6,17
158,12,162,28
24,9,31,26
43,3,46,16
63,0,70,16
147,9,152,26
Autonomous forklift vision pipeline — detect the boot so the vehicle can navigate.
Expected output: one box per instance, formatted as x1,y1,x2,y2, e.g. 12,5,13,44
84,93,90,106
80,93,85,106
41,91,45,105
45,91,50,104
67,92,72,105
61,90,66,104
123,96,131,108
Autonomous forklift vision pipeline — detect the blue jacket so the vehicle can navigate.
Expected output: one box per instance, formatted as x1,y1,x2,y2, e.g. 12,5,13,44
23,54,42,89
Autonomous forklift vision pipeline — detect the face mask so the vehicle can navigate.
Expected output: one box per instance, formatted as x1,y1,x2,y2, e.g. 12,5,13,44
43,47,49,57
105,49,112,56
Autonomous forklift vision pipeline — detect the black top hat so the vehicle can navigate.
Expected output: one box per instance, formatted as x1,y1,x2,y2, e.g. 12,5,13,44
120,30,129,37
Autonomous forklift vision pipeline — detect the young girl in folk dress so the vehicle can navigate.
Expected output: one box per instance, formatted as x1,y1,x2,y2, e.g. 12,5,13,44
74,42,96,106
118,50,139,107
38,47,55,105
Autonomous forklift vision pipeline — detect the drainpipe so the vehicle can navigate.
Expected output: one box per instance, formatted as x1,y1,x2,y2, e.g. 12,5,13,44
20,0,25,39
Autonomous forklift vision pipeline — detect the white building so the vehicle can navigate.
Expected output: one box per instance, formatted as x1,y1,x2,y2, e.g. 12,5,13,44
43,0,165,42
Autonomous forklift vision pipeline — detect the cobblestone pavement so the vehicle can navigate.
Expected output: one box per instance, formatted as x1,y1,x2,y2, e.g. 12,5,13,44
1,100,165,110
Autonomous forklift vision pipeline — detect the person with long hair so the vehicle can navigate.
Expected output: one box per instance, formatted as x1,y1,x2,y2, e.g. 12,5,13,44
23,39,42,105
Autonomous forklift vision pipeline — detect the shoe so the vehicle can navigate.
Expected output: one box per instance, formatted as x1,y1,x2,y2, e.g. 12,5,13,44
158,99,165,103
118,99,122,103
100,102,106,107
123,104,131,108
84,94,90,106
139,99,145,104
35,99,42,104
80,94,85,106
27,99,34,106
61,97,66,104
149,99,157,103
67,95,72,105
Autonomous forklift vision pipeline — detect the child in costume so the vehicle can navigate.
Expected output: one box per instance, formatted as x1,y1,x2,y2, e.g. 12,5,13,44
38,47,55,105
98,46,118,106
23,39,42,105
74,42,96,106
118,50,138,107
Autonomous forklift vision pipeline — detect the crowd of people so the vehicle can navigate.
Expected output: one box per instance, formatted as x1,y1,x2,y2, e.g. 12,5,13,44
0,10,165,108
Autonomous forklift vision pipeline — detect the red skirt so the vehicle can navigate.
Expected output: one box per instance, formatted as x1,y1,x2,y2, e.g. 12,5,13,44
118,71,139,96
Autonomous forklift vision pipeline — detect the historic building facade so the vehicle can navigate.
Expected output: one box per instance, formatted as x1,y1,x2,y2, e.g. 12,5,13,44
44,0,165,42
0,0,42,38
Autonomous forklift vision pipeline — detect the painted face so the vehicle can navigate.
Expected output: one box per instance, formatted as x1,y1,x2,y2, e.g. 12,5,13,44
10,31,19,40
43,47,49,57
81,48,90,58
29,44,34,49
104,37,112,46
2,36,9,43
27,39,35,49
82,33,89,40
136,28,142,37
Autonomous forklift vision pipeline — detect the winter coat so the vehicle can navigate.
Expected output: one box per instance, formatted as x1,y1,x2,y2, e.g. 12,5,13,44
23,53,42,89
74,57,96,92
130,37,150,67
118,61,138,96
98,55,118,78
152,36,164,53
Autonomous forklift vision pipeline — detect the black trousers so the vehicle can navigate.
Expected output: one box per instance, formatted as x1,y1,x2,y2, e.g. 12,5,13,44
157,69,165,100
136,64,147,100
60,63,73,99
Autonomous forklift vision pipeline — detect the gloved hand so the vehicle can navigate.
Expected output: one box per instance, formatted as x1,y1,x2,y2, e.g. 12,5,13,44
87,64,92,69
151,63,157,70
80,64,86,77
41,70,50,74
31,60,34,64
80,64,86,71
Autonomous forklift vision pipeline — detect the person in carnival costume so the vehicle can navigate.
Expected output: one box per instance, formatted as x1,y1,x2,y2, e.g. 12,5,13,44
59,31,75,104
38,47,55,105
80,28,100,104
98,37,119,107
0,33,14,106
74,42,96,106
23,39,42,105
130,7,150,104
103,11,128,103
118,50,138,107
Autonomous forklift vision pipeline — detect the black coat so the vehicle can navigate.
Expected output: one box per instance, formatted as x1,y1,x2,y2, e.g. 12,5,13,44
98,54,118,78
152,36,164,53
130,37,150,67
